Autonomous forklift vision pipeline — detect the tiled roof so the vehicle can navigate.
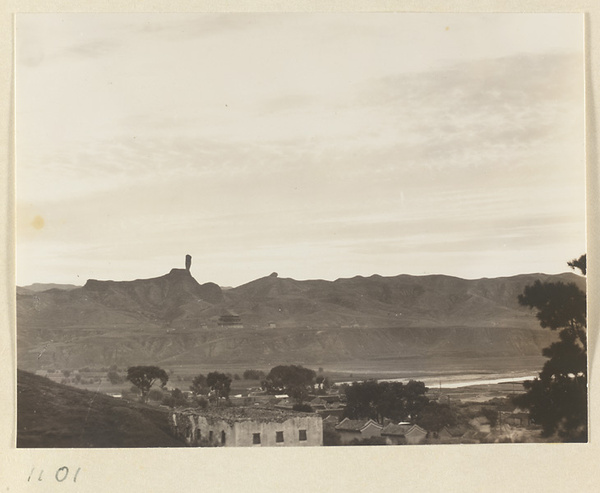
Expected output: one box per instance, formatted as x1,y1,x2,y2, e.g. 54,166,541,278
176,406,317,424
335,418,381,432
405,424,427,436
381,423,413,436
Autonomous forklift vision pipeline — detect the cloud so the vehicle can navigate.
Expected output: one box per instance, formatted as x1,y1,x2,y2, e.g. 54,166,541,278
353,52,583,171
15,15,585,285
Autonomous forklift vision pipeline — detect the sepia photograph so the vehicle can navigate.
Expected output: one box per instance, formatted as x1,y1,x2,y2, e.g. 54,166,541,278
14,11,588,453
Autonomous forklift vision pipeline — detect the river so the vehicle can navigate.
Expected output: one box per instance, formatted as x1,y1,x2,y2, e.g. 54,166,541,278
337,374,537,389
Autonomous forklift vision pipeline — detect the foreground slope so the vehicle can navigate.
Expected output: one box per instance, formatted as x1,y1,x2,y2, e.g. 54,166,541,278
17,370,185,447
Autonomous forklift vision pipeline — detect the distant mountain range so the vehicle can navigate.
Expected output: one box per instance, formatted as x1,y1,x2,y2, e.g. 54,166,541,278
17,283,80,295
16,267,586,371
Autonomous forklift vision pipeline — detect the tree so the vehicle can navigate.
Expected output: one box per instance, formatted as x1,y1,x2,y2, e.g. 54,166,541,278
206,372,232,405
417,402,456,432
514,255,587,441
126,366,168,403
263,365,316,402
403,380,429,421
344,380,381,422
567,253,586,275
344,379,429,424
292,403,314,413
107,370,124,385
190,374,208,395
162,388,188,408
243,369,265,380
481,408,499,428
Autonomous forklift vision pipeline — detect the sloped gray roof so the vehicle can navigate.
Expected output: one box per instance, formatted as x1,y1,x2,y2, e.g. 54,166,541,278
381,423,413,436
335,418,381,432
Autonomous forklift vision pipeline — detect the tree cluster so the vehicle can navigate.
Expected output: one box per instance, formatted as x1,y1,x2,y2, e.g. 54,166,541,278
262,365,316,402
416,402,457,432
206,372,232,404
343,379,429,424
162,388,188,408
190,374,208,395
243,369,266,380
188,371,232,404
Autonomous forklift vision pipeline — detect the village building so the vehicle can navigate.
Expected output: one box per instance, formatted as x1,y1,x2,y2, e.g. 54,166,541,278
438,424,470,443
499,408,531,427
334,418,383,444
217,313,243,328
381,423,428,445
469,416,492,434
273,398,295,410
322,414,340,430
309,397,327,410
308,396,346,420
171,407,323,447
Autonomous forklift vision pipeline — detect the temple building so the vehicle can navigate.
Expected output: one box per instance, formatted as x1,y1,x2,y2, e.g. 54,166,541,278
218,313,243,328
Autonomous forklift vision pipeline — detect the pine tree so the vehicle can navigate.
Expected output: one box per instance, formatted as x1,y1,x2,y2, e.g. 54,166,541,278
514,255,587,441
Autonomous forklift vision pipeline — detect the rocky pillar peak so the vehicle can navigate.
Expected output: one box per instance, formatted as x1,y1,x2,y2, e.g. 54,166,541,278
185,254,192,271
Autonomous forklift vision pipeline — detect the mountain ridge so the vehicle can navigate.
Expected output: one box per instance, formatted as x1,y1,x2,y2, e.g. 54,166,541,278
17,267,586,370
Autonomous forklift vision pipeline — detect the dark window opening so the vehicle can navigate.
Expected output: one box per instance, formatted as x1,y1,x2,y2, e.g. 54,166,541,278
299,429,307,441
276,431,284,443
221,430,226,445
253,433,261,444
209,431,213,442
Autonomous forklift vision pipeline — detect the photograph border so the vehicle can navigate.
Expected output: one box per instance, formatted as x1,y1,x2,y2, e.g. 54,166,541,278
1,1,599,492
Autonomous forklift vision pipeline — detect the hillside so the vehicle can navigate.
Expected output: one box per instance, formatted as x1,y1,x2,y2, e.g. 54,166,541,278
16,267,586,371
224,272,585,329
17,370,185,447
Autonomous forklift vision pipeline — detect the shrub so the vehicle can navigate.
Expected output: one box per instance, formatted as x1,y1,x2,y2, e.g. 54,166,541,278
148,388,164,402
193,397,209,409
243,369,266,380
162,388,188,408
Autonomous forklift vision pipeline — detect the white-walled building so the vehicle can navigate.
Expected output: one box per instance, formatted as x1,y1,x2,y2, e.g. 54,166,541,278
171,407,323,447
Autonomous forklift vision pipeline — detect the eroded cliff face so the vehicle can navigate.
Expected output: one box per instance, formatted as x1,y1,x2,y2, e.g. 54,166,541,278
18,323,559,371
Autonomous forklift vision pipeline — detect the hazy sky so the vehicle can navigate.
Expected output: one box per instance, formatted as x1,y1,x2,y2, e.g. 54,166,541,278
16,13,585,287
